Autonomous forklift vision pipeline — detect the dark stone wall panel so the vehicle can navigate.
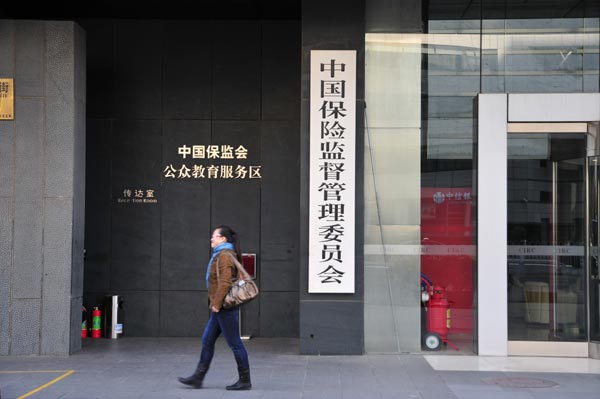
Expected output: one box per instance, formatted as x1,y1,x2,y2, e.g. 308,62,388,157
86,120,112,200
260,292,299,337
114,21,163,120
161,180,211,291
210,118,261,336
299,300,363,355
112,119,162,196
110,119,162,291
84,20,301,338
111,205,161,290
212,21,260,120
211,121,261,256
160,291,208,337
84,120,112,292
240,296,259,337
163,22,212,120
85,292,160,337
82,20,115,119
260,121,299,246
161,120,212,290
211,181,261,255
212,120,261,161
162,119,212,165
83,260,110,292
260,121,299,292
118,291,160,337
262,21,301,121
260,261,297,292
80,20,116,119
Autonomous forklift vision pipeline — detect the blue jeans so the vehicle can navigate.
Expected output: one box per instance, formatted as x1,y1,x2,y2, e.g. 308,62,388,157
199,307,249,370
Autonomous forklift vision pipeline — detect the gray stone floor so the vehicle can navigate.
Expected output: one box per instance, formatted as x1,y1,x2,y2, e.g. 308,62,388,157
1,337,600,399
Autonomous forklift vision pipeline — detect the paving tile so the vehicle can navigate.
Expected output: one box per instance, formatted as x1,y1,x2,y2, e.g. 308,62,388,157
0,338,599,399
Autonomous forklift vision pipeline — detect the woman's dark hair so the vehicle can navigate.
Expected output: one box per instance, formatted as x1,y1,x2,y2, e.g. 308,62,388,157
216,225,242,262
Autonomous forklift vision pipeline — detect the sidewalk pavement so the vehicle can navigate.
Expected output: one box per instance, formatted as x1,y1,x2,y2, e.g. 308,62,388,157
1,337,600,399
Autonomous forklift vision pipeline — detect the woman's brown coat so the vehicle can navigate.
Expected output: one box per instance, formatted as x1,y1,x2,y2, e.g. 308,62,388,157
207,249,238,310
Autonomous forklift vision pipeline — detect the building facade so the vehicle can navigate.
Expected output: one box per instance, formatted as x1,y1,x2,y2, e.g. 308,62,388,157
1,0,600,358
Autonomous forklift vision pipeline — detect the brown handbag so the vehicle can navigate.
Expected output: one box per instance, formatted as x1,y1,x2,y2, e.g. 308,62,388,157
216,253,259,309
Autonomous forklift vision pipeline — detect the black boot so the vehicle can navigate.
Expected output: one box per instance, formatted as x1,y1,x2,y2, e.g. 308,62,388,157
178,364,208,388
226,368,252,391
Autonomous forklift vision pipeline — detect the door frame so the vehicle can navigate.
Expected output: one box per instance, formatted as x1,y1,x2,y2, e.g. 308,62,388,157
477,93,600,357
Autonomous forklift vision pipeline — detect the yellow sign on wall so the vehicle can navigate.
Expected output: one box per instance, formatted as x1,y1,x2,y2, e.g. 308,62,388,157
0,78,14,120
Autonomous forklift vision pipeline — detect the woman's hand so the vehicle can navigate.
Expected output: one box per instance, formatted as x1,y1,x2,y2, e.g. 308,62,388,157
211,306,220,313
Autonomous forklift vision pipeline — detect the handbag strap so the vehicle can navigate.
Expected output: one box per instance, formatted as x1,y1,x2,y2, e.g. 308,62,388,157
214,251,251,281
227,253,251,280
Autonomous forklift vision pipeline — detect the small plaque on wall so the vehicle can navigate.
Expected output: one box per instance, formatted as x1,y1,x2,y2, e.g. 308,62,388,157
0,78,14,120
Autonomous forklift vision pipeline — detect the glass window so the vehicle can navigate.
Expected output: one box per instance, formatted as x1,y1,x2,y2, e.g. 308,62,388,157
366,1,600,353
365,28,478,354
507,135,588,341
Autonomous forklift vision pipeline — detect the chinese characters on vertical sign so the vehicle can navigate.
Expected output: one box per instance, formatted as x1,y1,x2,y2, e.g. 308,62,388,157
309,51,356,293
0,78,14,120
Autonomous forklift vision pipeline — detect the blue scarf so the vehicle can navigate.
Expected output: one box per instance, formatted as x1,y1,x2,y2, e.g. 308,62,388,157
206,242,234,288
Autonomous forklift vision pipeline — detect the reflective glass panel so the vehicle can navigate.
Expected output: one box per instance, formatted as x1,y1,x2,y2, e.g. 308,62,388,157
507,135,587,341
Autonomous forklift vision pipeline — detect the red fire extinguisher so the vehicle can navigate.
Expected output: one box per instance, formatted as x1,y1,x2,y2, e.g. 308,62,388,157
92,307,101,338
427,285,451,339
421,275,458,351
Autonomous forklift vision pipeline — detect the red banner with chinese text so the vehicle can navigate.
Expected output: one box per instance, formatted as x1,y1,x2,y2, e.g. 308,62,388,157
421,188,474,334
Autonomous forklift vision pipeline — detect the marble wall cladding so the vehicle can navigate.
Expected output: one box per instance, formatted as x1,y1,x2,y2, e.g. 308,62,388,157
83,19,301,337
0,198,11,355
70,296,83,353
0,20,14,76
41,198,73,355
46,22,76,199
0,22,14,201
12,199,43,299
14,21,44,97
1,22,84,355
14,98,44,203
11,299,41,355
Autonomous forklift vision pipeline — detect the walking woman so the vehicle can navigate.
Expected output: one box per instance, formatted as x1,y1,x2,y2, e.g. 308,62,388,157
178,225,252,390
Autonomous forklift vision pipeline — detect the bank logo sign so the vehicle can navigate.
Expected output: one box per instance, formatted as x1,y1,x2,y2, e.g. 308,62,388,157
309,50,356,293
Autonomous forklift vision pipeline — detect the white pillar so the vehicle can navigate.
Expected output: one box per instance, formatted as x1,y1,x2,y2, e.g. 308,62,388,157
477,94,508,356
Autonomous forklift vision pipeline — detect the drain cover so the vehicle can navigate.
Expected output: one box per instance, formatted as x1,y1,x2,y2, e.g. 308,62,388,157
482,377,559,388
